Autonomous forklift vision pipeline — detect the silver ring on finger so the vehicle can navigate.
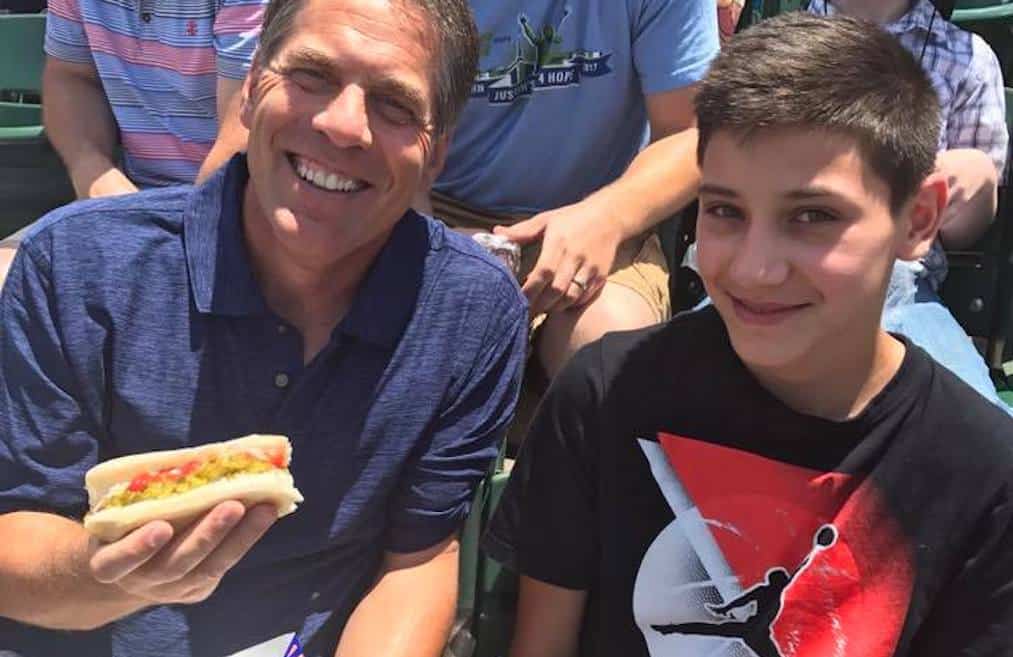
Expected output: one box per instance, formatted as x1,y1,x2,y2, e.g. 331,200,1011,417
570,277,589,292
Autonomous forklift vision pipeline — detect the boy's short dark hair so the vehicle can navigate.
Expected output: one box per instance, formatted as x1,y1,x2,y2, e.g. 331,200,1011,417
696,12,940,214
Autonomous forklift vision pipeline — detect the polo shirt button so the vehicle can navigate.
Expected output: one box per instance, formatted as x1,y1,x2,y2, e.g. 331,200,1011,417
274,373,290,389
277,324,288,335
141,11,152,22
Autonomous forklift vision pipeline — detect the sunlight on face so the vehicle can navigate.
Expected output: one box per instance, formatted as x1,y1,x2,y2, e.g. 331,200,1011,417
240,0,445,270
696,129,904,374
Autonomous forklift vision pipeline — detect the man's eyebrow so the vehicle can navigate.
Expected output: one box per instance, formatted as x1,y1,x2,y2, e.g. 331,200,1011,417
370,77,427,113
698,183,740,198
282,47,336,72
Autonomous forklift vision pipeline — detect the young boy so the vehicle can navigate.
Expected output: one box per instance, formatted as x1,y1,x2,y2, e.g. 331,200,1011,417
808,0,1009,408
483,13,1013,657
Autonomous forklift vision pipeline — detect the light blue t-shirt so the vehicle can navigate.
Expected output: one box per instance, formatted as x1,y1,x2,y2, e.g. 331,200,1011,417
434,0,720,215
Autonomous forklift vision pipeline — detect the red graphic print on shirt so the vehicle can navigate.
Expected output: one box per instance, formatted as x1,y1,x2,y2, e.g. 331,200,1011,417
632,433,913,657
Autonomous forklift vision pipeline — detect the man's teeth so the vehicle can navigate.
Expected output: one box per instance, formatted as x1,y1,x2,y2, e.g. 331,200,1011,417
295,160,365,192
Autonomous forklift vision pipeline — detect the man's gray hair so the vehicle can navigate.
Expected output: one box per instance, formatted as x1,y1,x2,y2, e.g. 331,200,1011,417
254,0,479,136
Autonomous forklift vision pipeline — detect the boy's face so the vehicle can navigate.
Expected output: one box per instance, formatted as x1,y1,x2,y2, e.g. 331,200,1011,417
696,129,940,375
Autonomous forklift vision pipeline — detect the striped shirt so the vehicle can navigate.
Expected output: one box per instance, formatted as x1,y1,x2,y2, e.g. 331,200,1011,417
45,0,267,187
810,0,1009,289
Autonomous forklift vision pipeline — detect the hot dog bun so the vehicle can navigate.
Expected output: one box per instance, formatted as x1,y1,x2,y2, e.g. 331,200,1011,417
83,434,303,542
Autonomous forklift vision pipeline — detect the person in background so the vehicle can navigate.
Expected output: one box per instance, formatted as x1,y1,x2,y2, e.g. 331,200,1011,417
425,0,720,384
0,0,268,281
808,0,1010,409
0,0,527,655
717,0,743,41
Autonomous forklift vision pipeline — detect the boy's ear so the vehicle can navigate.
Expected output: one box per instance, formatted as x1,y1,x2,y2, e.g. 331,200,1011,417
896,171,948,261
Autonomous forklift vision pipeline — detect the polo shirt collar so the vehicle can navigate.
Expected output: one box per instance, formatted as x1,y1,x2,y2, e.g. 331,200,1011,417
184,154,436,349
338,209,436,349
184,154,270,317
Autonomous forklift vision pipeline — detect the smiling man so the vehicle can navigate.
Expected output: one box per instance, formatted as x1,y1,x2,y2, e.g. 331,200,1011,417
0,1,527,656
482,13,1013,657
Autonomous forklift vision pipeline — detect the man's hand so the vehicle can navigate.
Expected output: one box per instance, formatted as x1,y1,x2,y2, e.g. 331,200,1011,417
89,501,277,605
494,196,625,316
935,148,1000,249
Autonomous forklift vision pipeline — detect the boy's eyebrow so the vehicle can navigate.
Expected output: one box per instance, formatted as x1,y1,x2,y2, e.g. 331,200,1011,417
784,186,841,200
699,183,740,198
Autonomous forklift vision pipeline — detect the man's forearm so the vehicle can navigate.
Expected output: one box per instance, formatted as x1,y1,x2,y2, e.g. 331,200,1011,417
334,541,459,657
0,512,149,630
42,61,135,199
195,77,248,183
587,127,701,241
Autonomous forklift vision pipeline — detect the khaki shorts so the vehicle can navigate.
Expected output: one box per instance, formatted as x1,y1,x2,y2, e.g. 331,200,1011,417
430,192,670,324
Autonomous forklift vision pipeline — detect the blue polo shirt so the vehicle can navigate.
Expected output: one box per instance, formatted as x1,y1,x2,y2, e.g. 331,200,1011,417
0,156,527,657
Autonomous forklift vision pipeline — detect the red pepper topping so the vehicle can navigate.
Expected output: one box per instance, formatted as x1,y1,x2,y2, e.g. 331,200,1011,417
269,449,286,469
124,453,282,495
127,472,154,492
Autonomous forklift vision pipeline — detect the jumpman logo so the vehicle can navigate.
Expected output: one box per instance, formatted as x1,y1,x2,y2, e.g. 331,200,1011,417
651,524,838,657
518,7,571,73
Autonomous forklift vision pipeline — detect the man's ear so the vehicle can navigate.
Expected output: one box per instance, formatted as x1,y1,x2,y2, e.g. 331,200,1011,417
897,172,948,261
239,65,260,131
422,131,451,188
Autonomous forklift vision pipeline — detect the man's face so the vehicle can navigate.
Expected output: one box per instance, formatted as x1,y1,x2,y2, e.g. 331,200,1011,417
240,0,445,268
696,129,922,374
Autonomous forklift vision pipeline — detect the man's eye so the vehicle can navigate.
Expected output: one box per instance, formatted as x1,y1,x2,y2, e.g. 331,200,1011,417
287,68,330,92
794,209,838,224
374,96,419,126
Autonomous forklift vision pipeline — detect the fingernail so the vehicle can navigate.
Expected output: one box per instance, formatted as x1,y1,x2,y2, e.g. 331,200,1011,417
217,515,239,531
148,527,169,549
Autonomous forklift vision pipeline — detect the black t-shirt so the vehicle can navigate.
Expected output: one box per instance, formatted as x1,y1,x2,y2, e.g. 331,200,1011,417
484,306,1013,657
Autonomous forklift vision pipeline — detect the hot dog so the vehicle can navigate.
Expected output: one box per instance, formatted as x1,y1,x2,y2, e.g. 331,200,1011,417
83,434,304,542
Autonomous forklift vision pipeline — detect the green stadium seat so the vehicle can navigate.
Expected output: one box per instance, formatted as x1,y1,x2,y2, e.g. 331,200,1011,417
0,12,75,238
452,455,517,657
469,469,516,657
952,0,1013,23
0,13,46,101
451,464,516,657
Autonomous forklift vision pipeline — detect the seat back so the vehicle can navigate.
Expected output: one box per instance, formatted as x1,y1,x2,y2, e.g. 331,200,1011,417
0,13,46,99
0,12,75,238
453,459,516,657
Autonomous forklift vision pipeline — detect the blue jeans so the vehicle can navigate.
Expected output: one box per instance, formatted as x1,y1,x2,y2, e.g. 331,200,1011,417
883,260,1010,413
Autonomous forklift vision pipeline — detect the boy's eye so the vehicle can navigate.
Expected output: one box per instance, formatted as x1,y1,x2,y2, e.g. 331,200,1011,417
703,203,743,220
794,208,838,224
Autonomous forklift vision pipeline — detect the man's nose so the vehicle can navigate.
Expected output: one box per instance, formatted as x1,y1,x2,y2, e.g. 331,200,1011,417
728,224,790,287
312,84,372,149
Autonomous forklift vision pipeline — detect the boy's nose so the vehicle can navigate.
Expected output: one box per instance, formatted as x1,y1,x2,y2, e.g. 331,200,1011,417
313,85,373,149
728,226,790,288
